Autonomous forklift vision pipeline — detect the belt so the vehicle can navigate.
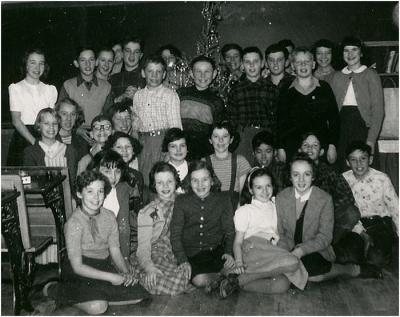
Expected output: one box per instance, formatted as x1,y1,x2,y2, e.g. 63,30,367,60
139,130,164,137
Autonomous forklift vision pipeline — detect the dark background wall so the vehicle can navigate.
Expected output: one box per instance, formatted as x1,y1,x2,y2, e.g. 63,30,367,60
2,1,398,123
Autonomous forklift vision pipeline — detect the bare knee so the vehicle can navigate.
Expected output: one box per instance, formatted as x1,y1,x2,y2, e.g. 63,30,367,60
75,300,108,315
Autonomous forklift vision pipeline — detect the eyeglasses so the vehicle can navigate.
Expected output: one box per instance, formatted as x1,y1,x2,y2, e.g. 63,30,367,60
92,124,112,131
294,60,312,66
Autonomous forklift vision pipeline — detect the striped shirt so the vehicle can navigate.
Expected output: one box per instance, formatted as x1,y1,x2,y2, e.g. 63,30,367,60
207,153,251,192
132,85,182,132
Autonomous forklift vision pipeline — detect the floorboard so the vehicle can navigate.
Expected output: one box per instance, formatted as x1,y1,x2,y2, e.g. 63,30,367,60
1,262,398,316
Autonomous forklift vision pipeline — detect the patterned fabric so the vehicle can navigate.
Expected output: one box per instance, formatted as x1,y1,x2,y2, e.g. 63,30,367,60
131,197,191,295
315,162,355,210
132,85,182,132
39,140,68,168
343,168,399,233
227,77,276,132
110,68,146,98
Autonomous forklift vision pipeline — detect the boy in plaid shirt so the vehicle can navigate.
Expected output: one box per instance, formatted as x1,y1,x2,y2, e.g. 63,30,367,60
132,55,182,185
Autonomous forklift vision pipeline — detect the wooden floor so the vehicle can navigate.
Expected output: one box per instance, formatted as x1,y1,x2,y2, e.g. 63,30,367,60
1,260,399,316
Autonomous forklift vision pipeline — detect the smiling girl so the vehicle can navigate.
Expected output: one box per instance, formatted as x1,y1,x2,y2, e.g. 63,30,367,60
8,48,58,166
130,162,193,295
23,108,77,181
170,160,236,290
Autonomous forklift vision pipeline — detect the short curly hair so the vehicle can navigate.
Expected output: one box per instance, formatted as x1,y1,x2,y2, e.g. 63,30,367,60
148,161,180,194
104,131,143,160
75,170,111,207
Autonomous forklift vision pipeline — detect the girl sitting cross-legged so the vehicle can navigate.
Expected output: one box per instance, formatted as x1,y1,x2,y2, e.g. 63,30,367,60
130,162,194,295
213,167,308,298
42,170,149,315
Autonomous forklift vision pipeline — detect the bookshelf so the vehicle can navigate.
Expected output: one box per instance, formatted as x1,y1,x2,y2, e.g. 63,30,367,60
364,41,399,88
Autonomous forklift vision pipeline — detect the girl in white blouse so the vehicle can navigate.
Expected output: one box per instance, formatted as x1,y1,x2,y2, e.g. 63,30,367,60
8,48,57,165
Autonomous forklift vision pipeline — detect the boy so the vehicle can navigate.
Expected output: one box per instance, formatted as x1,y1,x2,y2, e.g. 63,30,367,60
132,55,182,185
343,141,398,268
110,37,146,103
264,43,294,89
58,47,113,127
177,55,225,160
221,43,245,83
106,100,135,136
227,46,275,163
251,130,290,193
277,47,339,164
277,39,295,75
111,41,124,75
95,46,114,81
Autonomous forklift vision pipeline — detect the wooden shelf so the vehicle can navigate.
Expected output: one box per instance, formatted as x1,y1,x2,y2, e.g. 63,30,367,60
365,41,399,47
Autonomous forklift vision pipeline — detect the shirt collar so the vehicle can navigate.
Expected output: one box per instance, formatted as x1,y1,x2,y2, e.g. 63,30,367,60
251,197,275,207
294,186,313,202
289,76,320,90
341,65,367,74
77,73,98,87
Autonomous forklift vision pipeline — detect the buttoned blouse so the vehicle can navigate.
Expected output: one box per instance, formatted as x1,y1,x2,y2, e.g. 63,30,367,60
170,191,235,264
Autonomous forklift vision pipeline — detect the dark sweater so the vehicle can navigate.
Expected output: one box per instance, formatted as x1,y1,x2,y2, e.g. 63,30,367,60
170,191,235,264
277,80,340,160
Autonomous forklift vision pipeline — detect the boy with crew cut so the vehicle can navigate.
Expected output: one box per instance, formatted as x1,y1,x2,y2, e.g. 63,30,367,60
227,46,276,163
177,55,225,160
111,41,124,75
110,37,146,103
58,46,113,128
132,55,182,185
95,46,114,81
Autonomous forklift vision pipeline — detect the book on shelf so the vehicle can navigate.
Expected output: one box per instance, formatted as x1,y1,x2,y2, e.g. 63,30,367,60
385,50,397,73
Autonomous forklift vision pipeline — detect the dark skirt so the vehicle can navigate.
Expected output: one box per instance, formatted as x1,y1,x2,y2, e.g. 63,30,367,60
187,245,225,279
337,106,380,172
51,256,150,307
7,125,37,166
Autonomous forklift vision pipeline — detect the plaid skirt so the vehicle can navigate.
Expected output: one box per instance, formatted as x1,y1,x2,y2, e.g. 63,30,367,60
131,237,191,295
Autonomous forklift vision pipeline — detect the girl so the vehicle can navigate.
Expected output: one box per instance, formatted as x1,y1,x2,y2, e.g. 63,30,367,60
55,97,89,161
43,170,149,315
331,36,384,171
170,160,236,289
104,131,145,212
130,162,193,295
8,48,58,166
216,168,308,298
88,150,135,260
276,153,379,282
23,107,77,183
162,128,189,192
312,39,337,85
204,120,251,209
77,114,113,175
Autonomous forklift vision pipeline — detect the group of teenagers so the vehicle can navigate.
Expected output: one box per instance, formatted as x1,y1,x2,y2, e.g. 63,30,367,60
6,33,399,315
